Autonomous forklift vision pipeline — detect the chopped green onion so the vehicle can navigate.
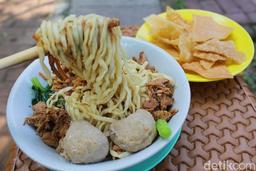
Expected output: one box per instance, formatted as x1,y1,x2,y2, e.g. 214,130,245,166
54,95,65,108
156,119,172,139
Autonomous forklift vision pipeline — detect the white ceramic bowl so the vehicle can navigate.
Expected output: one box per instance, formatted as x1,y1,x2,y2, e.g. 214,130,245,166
7,37,190,171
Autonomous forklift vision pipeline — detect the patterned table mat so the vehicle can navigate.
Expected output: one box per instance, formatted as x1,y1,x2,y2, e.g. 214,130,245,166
154,77,256,171
5,26,256,171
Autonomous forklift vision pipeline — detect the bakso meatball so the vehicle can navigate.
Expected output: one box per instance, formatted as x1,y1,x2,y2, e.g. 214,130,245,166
110,109,156,152
59,120,109,163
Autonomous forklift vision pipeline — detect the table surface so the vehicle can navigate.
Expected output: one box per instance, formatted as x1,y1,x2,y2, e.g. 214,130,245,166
5,26,256,171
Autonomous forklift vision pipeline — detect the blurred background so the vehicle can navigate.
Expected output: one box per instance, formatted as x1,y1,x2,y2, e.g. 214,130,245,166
0,0,256,170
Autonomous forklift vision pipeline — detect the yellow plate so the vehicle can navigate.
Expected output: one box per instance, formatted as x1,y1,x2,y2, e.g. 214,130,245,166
136,9,254,82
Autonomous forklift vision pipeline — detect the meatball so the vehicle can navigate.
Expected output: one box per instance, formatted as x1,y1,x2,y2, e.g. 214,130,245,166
110,109,156,152
58,120,109,163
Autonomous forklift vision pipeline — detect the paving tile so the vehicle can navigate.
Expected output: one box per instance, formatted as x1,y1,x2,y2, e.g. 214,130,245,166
2,0,256,170
216,0,242,14
71,0,159,7
0,43,34,58
0,116,6,133
0,97,8,116
225,12,250,24
0,28,25,44
248,12,256,23
0,31,40,56
159,0,176,11
234,0,256,13
0,50,22,60
70,0,162,25
4,16,42,29
0,3,28,16
0,122,9,136
1,1,55,28
5,65,26,82
71,5,162,25
200,0,223,14
251,24,256,38
0,81,13,101
0,70,6,82
185,0,202,9
0,135,11,171
0,0,56,168
252,0,256,6
243,25,256,40
0,70,5,85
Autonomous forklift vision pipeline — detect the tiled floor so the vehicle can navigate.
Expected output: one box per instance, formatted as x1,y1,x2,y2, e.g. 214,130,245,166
0,0,55,170
1,0,256,170
161,0,256,40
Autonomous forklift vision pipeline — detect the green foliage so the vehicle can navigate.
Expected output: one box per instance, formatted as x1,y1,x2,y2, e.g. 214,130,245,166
173,0,186,9
243,55,256,93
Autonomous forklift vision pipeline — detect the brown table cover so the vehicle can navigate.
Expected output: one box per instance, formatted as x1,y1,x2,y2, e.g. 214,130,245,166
5,26,256,171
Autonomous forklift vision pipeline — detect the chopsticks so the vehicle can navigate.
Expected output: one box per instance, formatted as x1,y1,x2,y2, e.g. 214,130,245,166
0,18,121,70
0,47,38,70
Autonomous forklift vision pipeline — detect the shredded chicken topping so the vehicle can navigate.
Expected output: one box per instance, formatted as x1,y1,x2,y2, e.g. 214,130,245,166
25,102,71,148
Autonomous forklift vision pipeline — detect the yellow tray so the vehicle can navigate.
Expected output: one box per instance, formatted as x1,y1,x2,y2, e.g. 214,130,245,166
136,9,254,82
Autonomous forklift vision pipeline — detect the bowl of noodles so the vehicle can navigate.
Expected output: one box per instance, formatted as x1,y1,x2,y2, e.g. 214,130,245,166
7,15,190,171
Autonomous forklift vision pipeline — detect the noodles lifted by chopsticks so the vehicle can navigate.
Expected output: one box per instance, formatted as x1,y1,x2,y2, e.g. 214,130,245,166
33,14,172,133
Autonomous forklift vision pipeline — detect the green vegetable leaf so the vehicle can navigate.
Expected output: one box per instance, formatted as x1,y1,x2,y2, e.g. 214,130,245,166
156,119,172,139
31,77,52,105
31,77,66,108
31,77,46,92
